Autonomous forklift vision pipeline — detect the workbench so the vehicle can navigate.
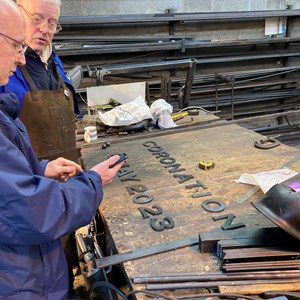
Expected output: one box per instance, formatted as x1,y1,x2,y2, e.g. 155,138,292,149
80,112,300,299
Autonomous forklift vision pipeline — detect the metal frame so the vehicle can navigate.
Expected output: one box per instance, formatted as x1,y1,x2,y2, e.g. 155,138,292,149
87,58,197,108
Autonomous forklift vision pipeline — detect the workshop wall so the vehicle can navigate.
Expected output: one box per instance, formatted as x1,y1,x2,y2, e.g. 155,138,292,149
57,0,300,133
61,0,300,16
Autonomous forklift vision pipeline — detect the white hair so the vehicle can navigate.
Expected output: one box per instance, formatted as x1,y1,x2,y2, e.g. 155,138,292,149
52,0,61,6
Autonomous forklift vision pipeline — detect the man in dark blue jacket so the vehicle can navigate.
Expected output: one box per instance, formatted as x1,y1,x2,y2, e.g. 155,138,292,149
0,1,124,299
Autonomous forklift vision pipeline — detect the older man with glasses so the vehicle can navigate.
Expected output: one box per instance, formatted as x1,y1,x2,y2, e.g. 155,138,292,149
1,0,80,164
0,1,124,299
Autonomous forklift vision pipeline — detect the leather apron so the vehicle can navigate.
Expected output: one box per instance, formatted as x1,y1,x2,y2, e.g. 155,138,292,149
18,66,81,163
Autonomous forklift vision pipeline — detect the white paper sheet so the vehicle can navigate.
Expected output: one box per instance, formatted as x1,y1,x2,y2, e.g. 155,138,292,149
237,168,298,194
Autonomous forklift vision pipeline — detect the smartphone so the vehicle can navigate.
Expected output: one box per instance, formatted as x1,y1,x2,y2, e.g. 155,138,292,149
109,153,128,168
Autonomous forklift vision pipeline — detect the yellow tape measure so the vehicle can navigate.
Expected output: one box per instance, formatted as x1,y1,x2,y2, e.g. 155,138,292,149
171,111,189,119
199,160,215,170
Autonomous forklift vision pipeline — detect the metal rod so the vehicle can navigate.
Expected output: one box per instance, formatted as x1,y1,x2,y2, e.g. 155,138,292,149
146,278,300,291
95,236,198,269
132,270,300,284
75,233,88,253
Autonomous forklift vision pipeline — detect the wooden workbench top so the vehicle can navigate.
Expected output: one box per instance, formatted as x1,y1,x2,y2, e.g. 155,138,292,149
81,116,300,299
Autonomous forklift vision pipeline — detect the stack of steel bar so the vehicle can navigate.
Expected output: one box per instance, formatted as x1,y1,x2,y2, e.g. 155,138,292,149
218,237,300,272
221,248,300,271
151,77,300,124
131,270,300,294
54,39,300,57
128,229,300,294
167,66,300,117
56,10,300,57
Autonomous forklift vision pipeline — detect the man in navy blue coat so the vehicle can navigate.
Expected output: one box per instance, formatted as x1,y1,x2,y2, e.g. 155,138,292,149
0,1,124,299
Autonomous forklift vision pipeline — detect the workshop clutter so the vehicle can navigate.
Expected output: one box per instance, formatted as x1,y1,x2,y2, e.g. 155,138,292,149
98,95,153,126
76,100,178,143
97,97,177,130
86,82,177,129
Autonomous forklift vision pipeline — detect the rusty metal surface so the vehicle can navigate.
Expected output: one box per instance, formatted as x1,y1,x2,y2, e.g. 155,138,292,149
81,121,300,299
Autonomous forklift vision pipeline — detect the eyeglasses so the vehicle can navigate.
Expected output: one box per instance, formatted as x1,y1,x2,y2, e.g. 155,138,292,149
18,4,62,33
0,32,28,57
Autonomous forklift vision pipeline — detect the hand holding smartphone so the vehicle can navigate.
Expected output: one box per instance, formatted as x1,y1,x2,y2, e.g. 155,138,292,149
109,153,128,169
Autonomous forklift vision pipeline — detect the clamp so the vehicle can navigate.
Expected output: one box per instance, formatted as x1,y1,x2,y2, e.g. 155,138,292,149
254,137,281,149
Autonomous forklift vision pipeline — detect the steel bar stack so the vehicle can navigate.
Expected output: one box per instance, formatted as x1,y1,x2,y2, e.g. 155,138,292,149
130,232,300,296
128,228,300,295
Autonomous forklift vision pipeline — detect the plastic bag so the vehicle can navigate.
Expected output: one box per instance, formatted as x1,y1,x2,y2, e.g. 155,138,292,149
98,95,153,126
150,99,177,129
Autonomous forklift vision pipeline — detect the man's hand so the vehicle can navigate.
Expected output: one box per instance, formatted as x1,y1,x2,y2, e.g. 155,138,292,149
45,157,83,181
91,155,125,185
